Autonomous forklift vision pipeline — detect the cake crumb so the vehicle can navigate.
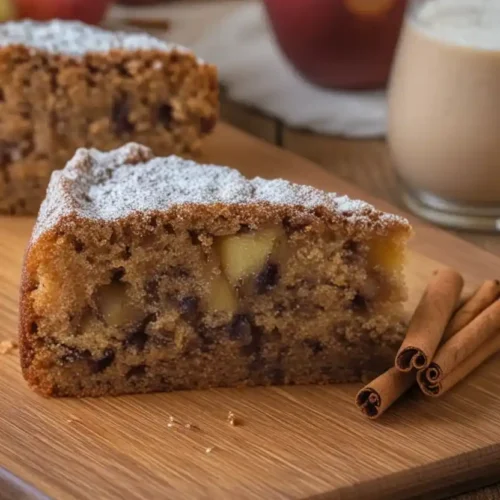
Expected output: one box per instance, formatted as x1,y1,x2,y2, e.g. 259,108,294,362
205,446,215,454
66,415,81,424
0,340,18,355
227,411,239,426
152,60,164,70
167,415,176,428
185,422,199,430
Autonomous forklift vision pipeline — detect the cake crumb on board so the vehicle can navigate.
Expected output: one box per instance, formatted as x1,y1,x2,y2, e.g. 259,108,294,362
0,340,18,355
227,411,240,426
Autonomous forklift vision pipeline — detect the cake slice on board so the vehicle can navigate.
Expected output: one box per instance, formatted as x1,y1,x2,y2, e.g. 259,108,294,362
19,143,411,397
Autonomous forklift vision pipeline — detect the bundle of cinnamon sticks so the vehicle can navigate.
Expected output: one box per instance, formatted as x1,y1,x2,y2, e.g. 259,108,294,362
356,269,500,419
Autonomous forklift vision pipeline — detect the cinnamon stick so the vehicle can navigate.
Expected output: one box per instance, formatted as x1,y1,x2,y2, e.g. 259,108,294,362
357,278,499,416
418,332,500,397
395,268,463,372
443,279,500,341
355,368,415,419
417,298,500,393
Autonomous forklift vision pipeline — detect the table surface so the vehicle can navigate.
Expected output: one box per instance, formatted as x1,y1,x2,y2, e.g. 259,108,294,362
114,2,498,498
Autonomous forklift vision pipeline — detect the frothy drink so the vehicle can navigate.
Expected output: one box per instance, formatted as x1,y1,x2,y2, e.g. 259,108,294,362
388,0,500,207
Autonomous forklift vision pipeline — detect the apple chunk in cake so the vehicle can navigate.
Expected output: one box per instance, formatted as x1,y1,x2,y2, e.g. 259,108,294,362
19,143,412,397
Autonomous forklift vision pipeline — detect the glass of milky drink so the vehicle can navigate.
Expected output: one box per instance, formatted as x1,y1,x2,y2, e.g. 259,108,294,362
388,0,500,231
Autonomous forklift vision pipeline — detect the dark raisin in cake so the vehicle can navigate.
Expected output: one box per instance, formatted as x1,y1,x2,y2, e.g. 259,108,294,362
0,20,218,214
19,143,412,397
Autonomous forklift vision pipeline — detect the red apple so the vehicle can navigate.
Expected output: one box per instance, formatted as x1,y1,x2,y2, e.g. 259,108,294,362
263,0,407,89
16,0,112,24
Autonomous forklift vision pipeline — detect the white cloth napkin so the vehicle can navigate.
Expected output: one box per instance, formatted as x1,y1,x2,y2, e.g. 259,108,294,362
191,2,388,138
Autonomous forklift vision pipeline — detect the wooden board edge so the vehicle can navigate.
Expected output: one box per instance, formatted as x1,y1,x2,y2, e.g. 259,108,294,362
0,468,51,500
307,445,500,500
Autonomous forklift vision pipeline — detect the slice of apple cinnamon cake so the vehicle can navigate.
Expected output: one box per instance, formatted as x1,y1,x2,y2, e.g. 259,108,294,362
19,143,411,397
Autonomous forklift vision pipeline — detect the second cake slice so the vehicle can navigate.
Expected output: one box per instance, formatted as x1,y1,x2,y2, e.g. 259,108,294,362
20,143,412,397
0,20,218,214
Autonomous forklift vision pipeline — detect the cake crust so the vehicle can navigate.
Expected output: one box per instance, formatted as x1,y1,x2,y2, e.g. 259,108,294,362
20,144,411,397
30,143,410,243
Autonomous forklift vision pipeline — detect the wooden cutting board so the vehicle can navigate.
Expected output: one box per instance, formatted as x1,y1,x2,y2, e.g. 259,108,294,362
1,124,500,500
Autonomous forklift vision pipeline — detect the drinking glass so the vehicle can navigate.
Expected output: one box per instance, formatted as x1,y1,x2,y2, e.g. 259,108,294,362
388,0,500,231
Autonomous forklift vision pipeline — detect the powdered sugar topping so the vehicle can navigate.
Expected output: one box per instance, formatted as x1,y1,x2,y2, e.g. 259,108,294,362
0,20,191,57
33,143,409,242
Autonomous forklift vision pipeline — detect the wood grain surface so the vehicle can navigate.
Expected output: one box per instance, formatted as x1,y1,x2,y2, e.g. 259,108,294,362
1,124,500,500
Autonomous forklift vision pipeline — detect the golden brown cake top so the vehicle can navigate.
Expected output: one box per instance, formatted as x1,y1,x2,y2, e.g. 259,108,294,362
0,20,192,58
32,143,411,243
